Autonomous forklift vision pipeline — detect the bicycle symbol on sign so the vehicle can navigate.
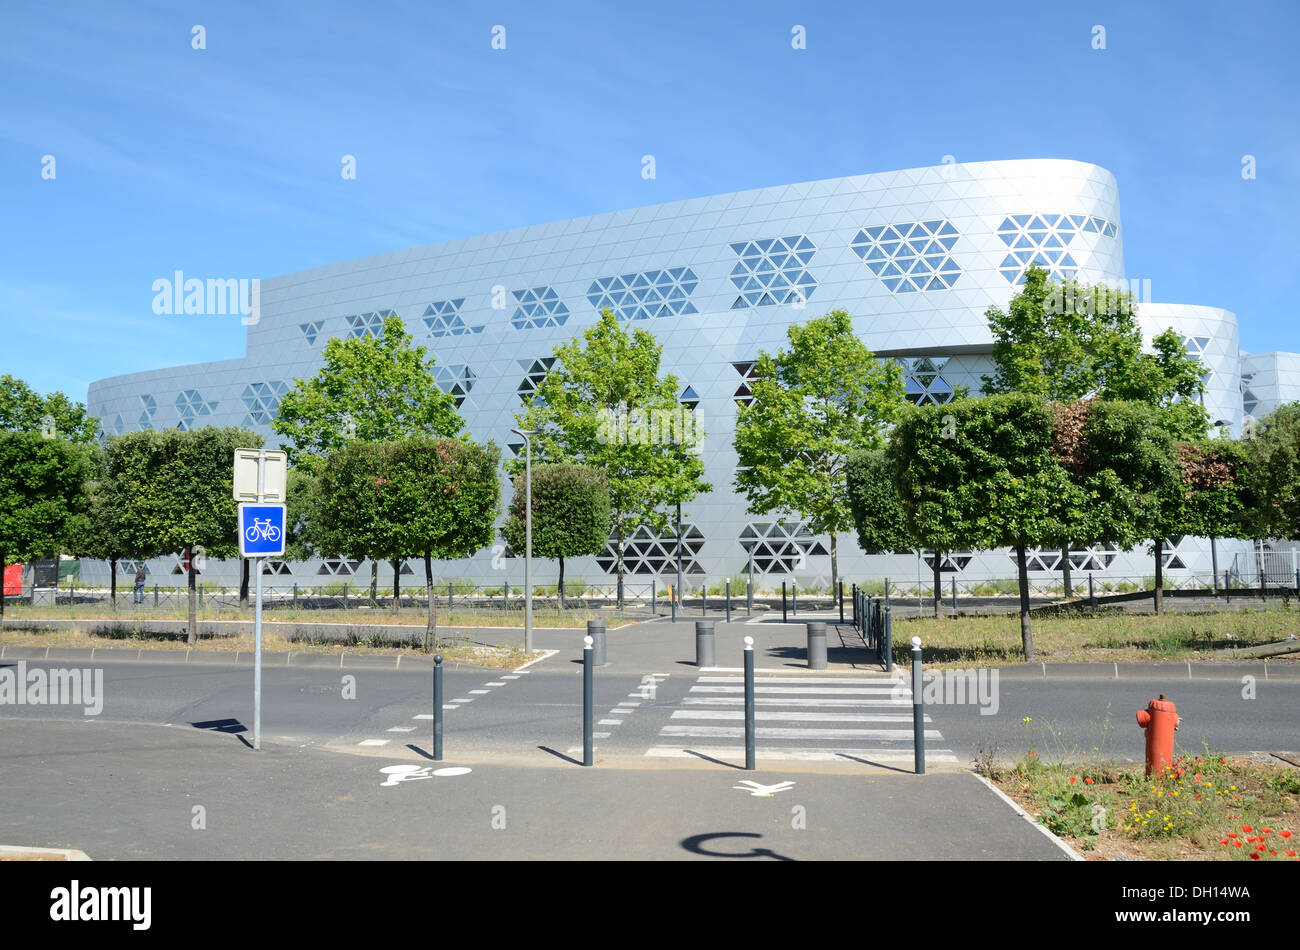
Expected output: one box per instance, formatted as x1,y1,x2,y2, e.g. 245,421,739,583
244,517,281,544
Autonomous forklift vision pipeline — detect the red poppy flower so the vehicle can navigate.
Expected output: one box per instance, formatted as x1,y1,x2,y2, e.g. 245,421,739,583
1069,777,1076,784
1286,850,1296,857
1281,831,1292,839
1084,777,1094,785
1249,852,1260,859
1243,825,1253,832
1219,838,1229,845
1234,841,1243,847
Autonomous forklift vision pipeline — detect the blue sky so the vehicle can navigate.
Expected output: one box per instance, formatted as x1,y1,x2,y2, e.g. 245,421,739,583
3,0,1298,403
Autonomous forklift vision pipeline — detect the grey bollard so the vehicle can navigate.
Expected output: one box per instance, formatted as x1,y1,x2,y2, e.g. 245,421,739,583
806,621,827,670
695,619,716,668
587,619,607,666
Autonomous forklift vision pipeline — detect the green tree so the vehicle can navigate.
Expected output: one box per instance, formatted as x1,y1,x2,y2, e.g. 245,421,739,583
889,394,1077,659
734,310,906,595
0,432,95,619
1238,402,1300,543
844,447,923,607
0,375,99,444
104,428,263,643
513,309,710,606
312,438,499,644
68,444,147,605
272,313,464,596
501,463,612,607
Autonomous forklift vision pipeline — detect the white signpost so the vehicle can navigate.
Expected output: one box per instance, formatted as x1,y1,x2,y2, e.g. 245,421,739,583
234,449,288,751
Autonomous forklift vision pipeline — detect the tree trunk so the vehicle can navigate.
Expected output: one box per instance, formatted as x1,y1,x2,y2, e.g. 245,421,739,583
615,519,625,610
932,551,942,619
424,552,436,652
1015,543,1034,661
1061,542,1073,599
558,554,566,610
186,544,198,646
110,558,118,607
1153,538,1164,615
239,558,250,608
392,558,402,612
369,560,378,604
829,533,839,608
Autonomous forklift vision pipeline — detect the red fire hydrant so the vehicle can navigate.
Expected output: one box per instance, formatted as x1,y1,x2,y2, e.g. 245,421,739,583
1136,694,1180,777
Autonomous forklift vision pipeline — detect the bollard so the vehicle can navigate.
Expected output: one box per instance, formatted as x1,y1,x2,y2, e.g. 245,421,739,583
695,619,716,668
725,580,732,623
504,580,510,609
433,654,444,761
702,584,707,617
839,581,845,623
583,635,594,767
1225,570,1231,604
951,576,957,614
782,581,788,623
792,582,798,616
343,582,349,609
587,619,607,667
851,584,858,626
449,581,454,611
651,579,656,613
1088,572,1095,605
671,585,677,623
911,636,925,775
744,636,756,771
153,584,159,606
292,582,299,608
746,578,753,613
806,621,827,670
884,605,894,674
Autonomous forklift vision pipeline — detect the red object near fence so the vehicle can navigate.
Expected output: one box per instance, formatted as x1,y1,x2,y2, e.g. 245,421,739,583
2,563,22,596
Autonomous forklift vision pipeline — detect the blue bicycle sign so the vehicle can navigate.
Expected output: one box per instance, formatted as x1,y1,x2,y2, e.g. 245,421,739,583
238,504,286,557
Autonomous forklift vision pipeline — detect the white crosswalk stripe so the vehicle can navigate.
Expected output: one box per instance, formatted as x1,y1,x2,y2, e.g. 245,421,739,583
645,671,960,765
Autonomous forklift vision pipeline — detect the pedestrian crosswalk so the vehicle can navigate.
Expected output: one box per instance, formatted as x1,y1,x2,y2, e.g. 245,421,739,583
644,670,960,767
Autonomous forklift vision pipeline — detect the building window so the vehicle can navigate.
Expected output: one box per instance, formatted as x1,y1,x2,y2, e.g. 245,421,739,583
995,214,1118,285
516,357,558,403
851,220,961,292
241,380,289,426
299,321,324,344
587,268,699,321
175,390,217,431
599,524,706,575
729,236,817,308
899,357,956,405
510,287,570,330
424,298,483,337
434,364,477,408
345,310,394,338
739,521,828,574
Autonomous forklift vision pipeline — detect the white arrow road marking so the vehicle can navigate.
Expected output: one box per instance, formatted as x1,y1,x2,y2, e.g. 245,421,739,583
733,779,796,797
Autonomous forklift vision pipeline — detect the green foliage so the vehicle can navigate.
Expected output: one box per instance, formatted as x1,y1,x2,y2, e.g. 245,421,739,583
735,310,905,586
272,314,463,470
512,309,710,587
0,431,95,565
845,448,914,556
311,437,500,564
1238,402,1300,540
0,375,100,444
501,463,612,561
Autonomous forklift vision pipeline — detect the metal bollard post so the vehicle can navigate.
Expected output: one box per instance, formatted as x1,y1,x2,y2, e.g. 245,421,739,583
343,582,349,609
746,578,753,613
884,605,894,674
851,584,858,626
839,581,845,623
671,585,677,623
911,636,925,775
587,619,607,667
1089,572,1095,605
293,583,299,608
792,582,797,616
950,576,957,615
154,584,159,606
504,580,510,609
651,578,656,613
1225,570,1231,603
583,635,594,767
744,636,756,771
702,584,707,617
806,621,827,670
433,654,444,761
782,581,788,623
695,619,715,668
449,582,454,611
725,580,732,624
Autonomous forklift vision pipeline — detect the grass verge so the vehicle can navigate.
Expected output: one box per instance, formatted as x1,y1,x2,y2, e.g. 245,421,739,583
0,627,530,669
899,606,1300,668
985,749,1300,860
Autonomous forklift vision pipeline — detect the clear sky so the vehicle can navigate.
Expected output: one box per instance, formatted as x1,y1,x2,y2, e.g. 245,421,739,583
3,0,1298,403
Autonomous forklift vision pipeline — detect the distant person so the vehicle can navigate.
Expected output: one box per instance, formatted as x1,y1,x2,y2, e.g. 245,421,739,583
133,564,146,604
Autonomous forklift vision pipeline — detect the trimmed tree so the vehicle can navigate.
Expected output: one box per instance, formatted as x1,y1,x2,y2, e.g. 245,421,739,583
0,374,100,444
734,310,906,597
501,463,612,607
844,448,927,609
512,308,710,606
0,432,95,619
889,393,1078,659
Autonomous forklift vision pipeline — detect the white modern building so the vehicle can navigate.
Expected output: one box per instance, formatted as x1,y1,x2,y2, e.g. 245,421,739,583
84,158,1295,590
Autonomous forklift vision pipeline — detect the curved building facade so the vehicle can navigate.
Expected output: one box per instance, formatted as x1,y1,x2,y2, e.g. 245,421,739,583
86,158,1264,588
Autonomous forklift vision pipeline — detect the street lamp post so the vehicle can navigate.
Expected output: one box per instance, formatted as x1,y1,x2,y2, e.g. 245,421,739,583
511,428,537,654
